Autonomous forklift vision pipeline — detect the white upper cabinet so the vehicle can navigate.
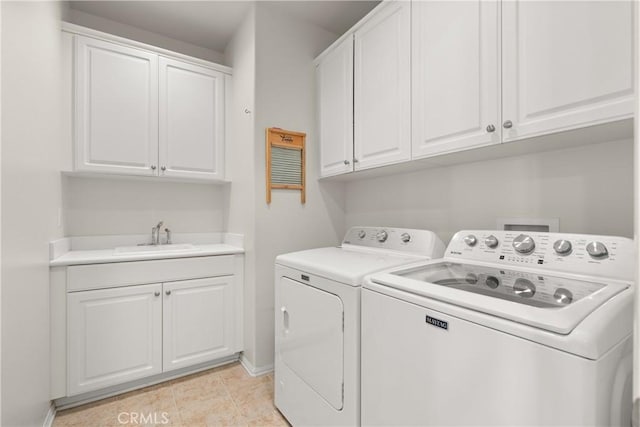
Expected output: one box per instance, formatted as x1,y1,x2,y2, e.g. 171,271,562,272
318,37,354,177
501,1,634,141
159,58,225,180
75,36,159,176
70,27,230,181
412,1,500,159
354,1,411,170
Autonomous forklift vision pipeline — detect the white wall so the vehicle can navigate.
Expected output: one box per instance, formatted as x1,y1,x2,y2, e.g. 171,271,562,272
67,8,226,64
223,5,258,367
63,176,226,236
345,138,634,243
250,2,345,369
1,1,67,425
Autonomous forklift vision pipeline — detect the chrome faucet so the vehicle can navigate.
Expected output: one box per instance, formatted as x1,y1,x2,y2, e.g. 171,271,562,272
151,221,163,245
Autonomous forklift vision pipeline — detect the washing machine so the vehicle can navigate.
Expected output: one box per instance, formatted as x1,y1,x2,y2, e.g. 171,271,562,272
274,226,445,426
362,230,635,426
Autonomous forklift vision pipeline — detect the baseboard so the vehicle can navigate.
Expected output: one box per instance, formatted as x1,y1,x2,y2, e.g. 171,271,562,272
239,354,274,377
43,403,56,427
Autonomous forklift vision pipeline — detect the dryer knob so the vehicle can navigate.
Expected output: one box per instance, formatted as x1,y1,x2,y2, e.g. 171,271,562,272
400,232,411,243
376,230,388,243
553,239,572,255
586,241,608,258
512,234,535,254
484,235,499,248
464,235,477,247
357,230,367,239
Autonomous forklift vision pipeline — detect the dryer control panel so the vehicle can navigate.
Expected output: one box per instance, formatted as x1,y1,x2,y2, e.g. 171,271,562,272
446,230,634,282
342,227,445,258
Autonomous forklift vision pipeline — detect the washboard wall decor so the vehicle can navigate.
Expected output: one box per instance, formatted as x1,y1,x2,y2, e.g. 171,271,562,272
266,127,306,204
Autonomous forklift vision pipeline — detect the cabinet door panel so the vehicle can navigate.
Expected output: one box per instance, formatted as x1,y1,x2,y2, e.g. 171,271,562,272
318,37,354,177
159,58,225,180
502,1,634,141
412,1,500,158
68,284,162,395
75,36,158,176
163,276,236,371
354,1,411,170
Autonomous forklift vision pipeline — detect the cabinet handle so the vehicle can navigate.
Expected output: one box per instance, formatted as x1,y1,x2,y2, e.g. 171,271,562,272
486,124,496,133
161,166,166,172
165,290,171,296
343,160,350,165
353,158,359,163
151,165,157,170
154,291,160,297
503,120,513,129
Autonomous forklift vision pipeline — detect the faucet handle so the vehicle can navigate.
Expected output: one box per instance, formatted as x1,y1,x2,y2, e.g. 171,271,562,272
164,228,172,245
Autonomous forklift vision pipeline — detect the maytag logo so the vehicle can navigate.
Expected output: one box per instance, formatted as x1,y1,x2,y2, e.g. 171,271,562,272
425,315,448,330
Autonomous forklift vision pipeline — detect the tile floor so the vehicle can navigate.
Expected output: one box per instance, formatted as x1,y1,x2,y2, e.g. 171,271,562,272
53,362,289,427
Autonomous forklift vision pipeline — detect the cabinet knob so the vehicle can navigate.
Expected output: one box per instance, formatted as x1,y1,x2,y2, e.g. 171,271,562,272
343,160,350,165
154,291,160,297
160,166,166,172
165,290,171,296
503,120,513,129
353,158,359,163
151,165,157,170
486,124,496,133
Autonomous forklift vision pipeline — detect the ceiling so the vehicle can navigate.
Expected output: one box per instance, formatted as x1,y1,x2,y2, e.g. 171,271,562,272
69,1,380,53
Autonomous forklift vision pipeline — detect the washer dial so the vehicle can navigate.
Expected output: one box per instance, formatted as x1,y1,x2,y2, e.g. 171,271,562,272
357,230,366,239
586,241,608,258
512,234,535,254
464,235,477,247
484,235,499,248
553,239,572,255
376,230,388,243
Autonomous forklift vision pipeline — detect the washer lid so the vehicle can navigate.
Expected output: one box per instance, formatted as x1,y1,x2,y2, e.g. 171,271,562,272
276,246,427,286
370,261,629,334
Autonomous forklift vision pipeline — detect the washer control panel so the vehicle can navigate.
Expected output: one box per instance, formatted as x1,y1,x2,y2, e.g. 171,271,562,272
447,230,634,281
342,226,445,257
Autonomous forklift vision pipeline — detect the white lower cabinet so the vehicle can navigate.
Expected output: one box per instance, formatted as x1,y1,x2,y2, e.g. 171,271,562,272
68,283,163,396
163,276,235,372
66,274,239,396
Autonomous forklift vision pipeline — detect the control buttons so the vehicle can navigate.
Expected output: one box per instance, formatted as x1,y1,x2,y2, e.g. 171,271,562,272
376,230,388,243
553,239,572,255
484,235,499,248
554,288,573,305
586,241,608,258
513,278,536,298
485,276,500,289
400,233,411,243
464,235,477,247
512,234,535,254
357,230,366,239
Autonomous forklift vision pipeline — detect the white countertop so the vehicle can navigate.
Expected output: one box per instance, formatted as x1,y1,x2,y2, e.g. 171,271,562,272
49,233,244,267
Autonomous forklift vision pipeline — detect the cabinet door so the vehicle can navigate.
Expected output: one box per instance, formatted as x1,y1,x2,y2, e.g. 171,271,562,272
159,58,225,180
75,36,158,176
502,1,634,142
163,276,236,372
354,1,411,170
412,1,500,159
318,37,354,177
68,284,162,395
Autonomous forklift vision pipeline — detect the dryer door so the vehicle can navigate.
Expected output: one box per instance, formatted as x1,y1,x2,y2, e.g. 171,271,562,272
279,277,344,410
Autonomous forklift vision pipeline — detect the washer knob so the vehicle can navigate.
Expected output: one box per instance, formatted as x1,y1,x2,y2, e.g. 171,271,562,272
553,239,572,255
400,233,411,243
512,234,535,254
586,241,608,258
464,235,477,247
357,230,366,239
376,230,388,243
484,235,499,248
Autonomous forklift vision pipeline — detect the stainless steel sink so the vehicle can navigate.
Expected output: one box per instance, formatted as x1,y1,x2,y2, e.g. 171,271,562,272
114,243,197,255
